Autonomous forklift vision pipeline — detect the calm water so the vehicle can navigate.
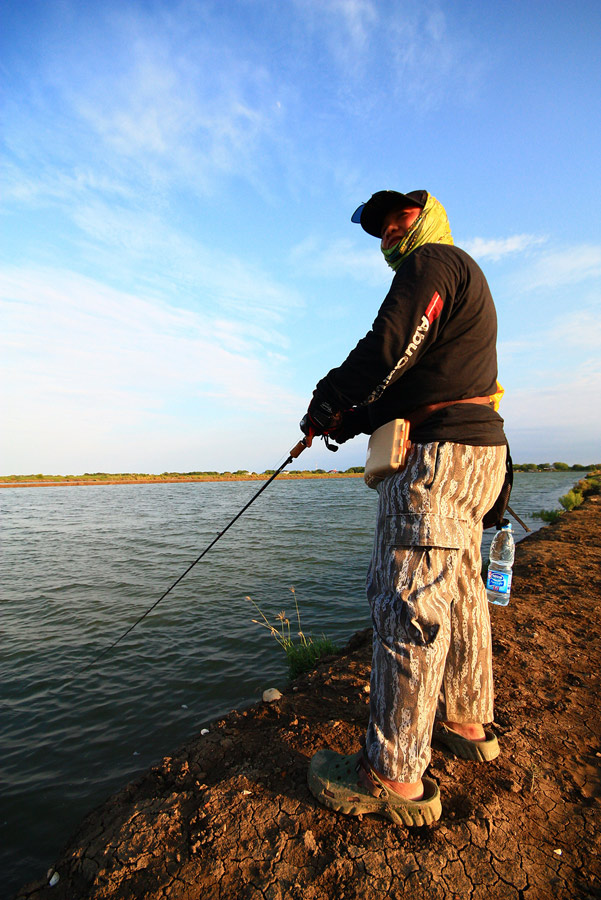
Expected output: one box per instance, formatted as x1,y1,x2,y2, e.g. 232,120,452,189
1,472,579,893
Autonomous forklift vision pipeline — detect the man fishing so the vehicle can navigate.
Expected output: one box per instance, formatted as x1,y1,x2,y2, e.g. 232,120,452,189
300,189,507,825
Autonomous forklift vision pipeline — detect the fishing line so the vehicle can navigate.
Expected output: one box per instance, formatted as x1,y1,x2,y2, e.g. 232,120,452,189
57,435,313,691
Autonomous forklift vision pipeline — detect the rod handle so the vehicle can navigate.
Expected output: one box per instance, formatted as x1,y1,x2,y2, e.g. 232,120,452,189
289,433,313,458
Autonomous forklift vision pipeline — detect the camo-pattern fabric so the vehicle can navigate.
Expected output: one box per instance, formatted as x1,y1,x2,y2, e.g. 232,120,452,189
364,441,507,782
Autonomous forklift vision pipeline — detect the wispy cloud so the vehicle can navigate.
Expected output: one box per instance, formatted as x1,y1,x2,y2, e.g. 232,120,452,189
387,5,485,109
502,356,601,456
4,5,285,207
292,0,484,112
0,266,299,415
462,234,546,262
290,235,388,286
31,192,304,331
293,0,378,58
520,244,601,290
0,263,311,472
498,308,601,369
497,305,601,461
3,0,489,231
545,309,601,349
69,52,275,194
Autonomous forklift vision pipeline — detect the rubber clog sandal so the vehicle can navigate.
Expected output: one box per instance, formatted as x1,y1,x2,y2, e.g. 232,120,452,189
307,750,441,827
433,723,500,762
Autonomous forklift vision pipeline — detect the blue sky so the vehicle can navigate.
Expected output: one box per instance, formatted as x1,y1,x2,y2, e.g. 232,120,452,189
2,0,600,474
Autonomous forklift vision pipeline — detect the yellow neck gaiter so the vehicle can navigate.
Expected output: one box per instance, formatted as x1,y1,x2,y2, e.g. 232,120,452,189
382,193,454,271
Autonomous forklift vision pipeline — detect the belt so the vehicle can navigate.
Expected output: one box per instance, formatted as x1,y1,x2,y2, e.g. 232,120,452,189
407,396,494,430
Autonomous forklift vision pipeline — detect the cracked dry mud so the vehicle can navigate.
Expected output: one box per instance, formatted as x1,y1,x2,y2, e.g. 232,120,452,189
16,498,601,900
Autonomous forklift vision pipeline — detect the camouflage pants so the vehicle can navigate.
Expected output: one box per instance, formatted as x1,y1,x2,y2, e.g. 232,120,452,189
365,442,507,782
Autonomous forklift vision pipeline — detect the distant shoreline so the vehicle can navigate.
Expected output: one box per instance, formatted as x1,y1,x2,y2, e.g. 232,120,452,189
0,472,364,488
1,465,596,488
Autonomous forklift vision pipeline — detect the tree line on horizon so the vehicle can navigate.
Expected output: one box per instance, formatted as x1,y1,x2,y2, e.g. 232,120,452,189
512,462,600,472
2,462,600,482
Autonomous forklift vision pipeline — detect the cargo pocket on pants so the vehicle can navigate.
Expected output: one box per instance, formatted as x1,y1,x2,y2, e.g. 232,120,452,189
372,514,467,650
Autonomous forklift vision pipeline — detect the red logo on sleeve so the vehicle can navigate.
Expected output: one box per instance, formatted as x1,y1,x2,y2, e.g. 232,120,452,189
425,291,443,323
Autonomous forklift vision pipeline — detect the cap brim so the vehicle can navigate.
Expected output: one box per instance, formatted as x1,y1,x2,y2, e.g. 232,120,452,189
351,203,365,224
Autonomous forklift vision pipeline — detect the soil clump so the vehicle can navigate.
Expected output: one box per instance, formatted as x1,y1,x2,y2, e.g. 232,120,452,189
16,498,601,899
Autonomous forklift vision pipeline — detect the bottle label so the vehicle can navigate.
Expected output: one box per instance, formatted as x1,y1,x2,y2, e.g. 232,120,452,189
486,569,512,594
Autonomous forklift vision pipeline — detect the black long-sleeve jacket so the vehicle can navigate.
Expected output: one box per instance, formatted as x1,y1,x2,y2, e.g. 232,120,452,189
315,243,506,446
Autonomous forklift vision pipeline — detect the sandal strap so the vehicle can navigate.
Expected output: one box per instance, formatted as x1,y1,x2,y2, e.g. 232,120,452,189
357,753,392,800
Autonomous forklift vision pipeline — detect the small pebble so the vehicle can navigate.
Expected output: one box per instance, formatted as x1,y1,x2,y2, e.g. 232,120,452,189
48,871,60,887
554,849,563,856
263,688,282,703
181,704,188,709
201,728,210,735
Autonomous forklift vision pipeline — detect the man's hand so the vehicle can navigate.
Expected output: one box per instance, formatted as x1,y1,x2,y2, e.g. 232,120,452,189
327,409,363,445
299,394,342,437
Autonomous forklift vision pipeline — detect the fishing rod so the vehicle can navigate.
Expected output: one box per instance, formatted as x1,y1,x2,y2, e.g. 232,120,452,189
53,428,526,691
507,504,531,533
60,433,316,689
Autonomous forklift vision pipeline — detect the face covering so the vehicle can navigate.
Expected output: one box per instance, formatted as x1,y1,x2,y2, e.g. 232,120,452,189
381,193,454,271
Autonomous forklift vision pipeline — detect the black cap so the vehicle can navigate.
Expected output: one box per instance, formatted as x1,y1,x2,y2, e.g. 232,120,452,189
351,190,428,238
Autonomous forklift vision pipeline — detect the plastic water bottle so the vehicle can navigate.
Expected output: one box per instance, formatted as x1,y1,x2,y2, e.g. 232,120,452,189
486,522,515,606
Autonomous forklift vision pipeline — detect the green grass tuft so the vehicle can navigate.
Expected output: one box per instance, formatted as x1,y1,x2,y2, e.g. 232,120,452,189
533,508,563,524
285,636,339,679
558,489,584,511
246,587,338,679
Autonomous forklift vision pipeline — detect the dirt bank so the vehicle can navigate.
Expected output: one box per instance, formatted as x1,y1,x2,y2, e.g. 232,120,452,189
16,498,601,900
